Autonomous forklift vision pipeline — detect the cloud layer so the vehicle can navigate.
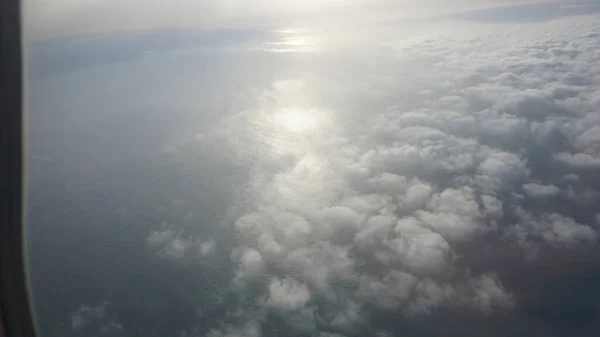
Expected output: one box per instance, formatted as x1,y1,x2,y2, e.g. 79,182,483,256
27,5,600,337
185,13,600,337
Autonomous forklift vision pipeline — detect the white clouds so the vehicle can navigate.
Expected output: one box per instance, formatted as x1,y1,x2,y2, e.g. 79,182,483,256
99,322,125,335
373,127,483,179
319,333,346,337
358,270,417,308
199,239,217,257
329,300,362,331
367,172,409,195
319,206,365,239
232,248,266,288
68,301,124,336
161,236,188,260
467,274,513,312
476,150,529,192
522,182,560,198
542,213,597,247
397,181,434,214
409,279,455,313
196,15,600,333
114,9,600,337
146,221,217,261
416,187,484,242
496,91,564,120
25,0,600,334
264,277,316,332
284,243,355,293
482,194,503,218
354,215,396,250
512,210,597,248
70,302,109,330
146,227,177,249
266,277,311,311
555,152,600,168
390,217,452,277
208,320,262,337
552,113,600,165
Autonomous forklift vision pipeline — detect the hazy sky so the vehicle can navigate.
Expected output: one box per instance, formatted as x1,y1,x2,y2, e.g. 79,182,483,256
25,1,600,337
23,0,548,38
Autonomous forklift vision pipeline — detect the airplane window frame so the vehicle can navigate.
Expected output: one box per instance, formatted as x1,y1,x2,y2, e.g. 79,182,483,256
0,0,37,337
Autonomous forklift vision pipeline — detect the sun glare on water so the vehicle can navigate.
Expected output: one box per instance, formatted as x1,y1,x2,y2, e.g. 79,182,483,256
275,107,324,133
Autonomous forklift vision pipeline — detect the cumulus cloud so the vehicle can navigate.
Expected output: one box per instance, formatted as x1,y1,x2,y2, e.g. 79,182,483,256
146,223,177,249
522,182,560,198
555,151,600,168
68,301,124,337
146,219,217,261
511,210,597,248
467,274,513,312
199,238,217,256
358,270,417,309
232,247,266,288
265,277,311,311
390,217,452,276
417,187,484,242
207,320,262,337
70,302,109,330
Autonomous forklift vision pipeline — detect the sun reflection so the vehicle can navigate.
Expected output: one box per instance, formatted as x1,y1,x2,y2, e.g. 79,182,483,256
261,28,321,53
238,102,340,211
228,78,343,212
274,107,324,133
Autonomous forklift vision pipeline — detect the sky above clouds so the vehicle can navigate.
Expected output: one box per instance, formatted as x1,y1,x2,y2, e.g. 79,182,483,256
22,0,551,38
25,1,600,337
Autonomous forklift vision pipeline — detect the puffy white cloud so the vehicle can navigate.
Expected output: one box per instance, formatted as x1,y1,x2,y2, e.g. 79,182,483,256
339,194,396,216
416,187,484,242
264,277,316,332
373,127,483,180
319,333,346,337
476,150,529,192
354,215,396,250
146,226,177,249
266,277,311,311
522,182,560,198
482,194,503,219
467,274,513,312
232,248,266,288
367,172,409,195
555,152,600,168
207,320,262,337
70,302,109,330
199,239,216,257
321,206,364,227
389,217,452,277
358,270,417,308
542,214,597,247
146,221,217,261
67,301,125,337
99,322,124,336
329,300,362,331
397,180,434,214
511,210,597,248
284,243,355,293
161,236,188,260
409,279,456,314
